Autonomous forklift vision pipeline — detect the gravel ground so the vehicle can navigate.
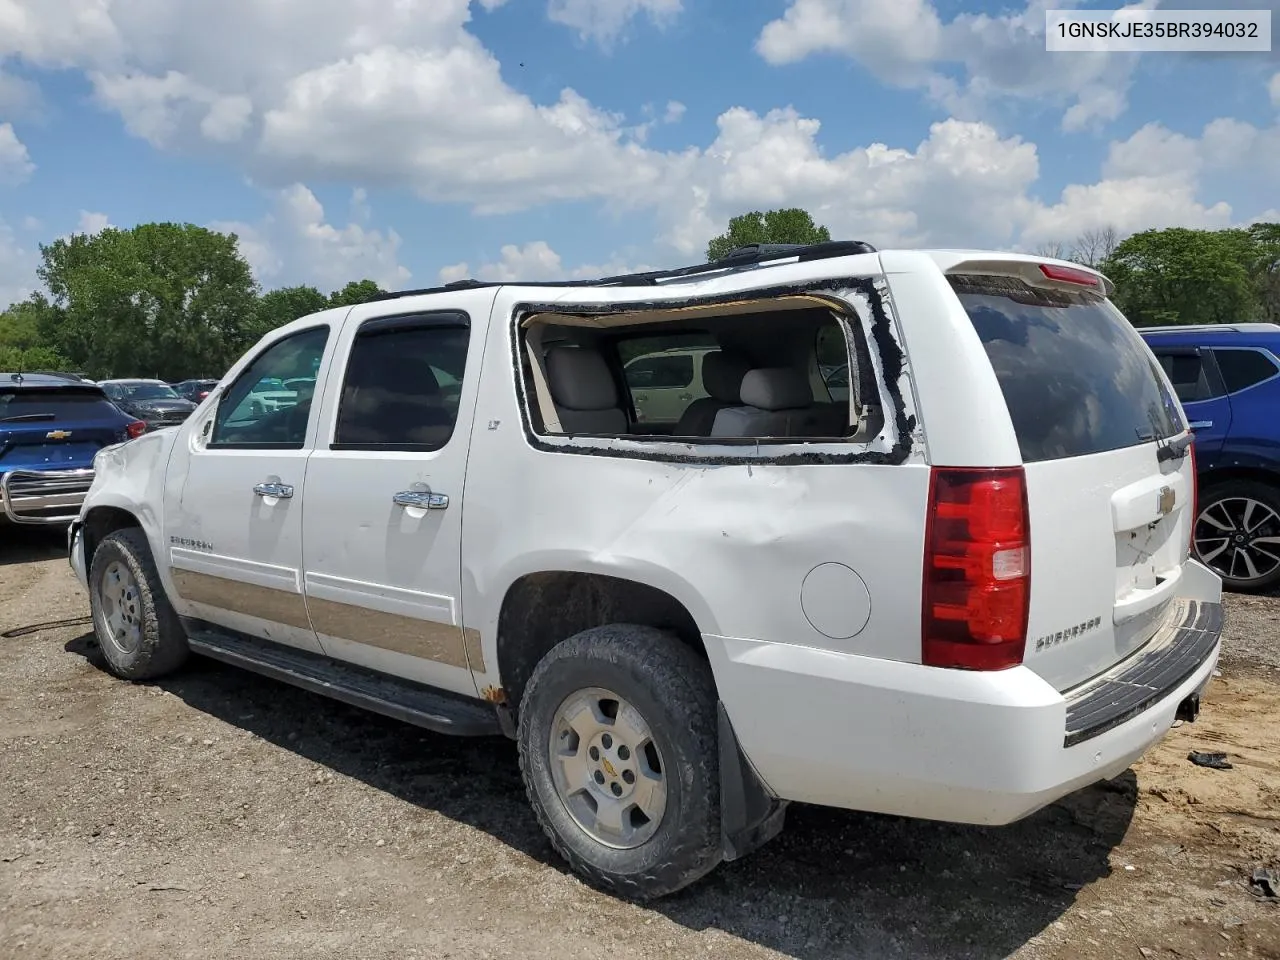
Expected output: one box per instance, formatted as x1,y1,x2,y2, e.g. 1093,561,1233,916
1,526,1278,960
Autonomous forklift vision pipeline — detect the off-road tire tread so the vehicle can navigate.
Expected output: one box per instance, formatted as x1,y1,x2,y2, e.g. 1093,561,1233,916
89,528,189,680
1198,478,1280,594
517,624,722,901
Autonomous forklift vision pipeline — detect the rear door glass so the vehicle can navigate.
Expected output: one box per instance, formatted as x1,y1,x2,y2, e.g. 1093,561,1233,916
949,275,1182,463
1153,352,1218,403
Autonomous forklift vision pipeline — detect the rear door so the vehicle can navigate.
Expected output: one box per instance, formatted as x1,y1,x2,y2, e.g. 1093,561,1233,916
300,289,495,698
1146,345,1232,455
946,271,1195,692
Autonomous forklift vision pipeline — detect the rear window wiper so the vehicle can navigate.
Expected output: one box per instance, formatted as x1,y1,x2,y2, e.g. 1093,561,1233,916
0,413,56,423
1156,433,1193,463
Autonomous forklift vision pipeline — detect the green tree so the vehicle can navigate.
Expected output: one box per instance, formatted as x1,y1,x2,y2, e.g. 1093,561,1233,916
250,285,329,340
706,209,832,262
0,295,72,372
329,279,386,307
38,223,259,380
1247,222,1280,323
1103,227,1260,327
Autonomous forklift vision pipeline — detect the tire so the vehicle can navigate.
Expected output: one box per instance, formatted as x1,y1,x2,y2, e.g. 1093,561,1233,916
88,527,190,680
517,624,722,900
1194,479,1280,594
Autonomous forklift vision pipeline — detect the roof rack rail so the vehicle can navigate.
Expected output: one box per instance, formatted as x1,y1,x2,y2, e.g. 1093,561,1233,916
366,239,879,304
1137,322,1280,334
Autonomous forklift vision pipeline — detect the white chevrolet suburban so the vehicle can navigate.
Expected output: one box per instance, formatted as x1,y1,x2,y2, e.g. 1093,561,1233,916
69,242,1223,899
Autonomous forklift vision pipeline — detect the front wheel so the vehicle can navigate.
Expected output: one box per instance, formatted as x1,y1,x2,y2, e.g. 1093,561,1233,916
88,528,190,680
517,624,722,900
1194,479,1280,593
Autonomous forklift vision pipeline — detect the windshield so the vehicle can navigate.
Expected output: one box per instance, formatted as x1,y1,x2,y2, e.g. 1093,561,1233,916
118,382,181,400
949,274,1183,463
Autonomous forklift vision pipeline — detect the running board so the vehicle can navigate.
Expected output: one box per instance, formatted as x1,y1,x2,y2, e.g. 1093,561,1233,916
185,626,502,737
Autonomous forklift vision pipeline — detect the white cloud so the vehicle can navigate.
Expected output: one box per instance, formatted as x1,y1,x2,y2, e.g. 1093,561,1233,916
0,122,34,184
756,0,1147,131
77,210,112,234
0,217,39,309
0,67,41,117
1271,72,1280,109
440,241,653,284
663,100,686,124
547,0,682,45
211,183,410,292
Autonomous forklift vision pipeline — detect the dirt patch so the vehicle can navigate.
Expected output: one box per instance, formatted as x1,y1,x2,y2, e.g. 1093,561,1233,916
1,527,1278,959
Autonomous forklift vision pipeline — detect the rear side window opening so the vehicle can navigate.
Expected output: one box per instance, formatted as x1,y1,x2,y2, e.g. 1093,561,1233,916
949,275,1183,463
516,294,890,451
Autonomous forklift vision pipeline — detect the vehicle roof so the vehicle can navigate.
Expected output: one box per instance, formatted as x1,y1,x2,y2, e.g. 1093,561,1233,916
1,372,104,390
1138,323,1280,348
262,245,1113,342
102,378,168,385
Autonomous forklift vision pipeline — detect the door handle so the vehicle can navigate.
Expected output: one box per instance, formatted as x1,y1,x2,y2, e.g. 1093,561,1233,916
253,481,294,499
393,490,449,510
1188,421,1213,430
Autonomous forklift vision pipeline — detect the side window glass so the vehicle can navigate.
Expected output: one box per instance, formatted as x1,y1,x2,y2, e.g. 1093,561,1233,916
210,326,329,448
815,323,850,402
1155,351,1214,403
1214,349,1279,395
618,334,716,424
333,318,470,450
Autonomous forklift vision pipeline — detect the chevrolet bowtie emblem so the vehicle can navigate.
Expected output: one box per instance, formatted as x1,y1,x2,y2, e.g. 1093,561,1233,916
45,429,73,440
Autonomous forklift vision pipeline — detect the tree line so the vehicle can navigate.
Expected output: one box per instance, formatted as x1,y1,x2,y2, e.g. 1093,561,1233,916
3,212,1278,380
0,222,388,380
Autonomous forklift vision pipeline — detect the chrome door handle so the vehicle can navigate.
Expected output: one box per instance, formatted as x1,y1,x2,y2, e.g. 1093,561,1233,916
393,490,449,510
253,481,294,499
1188,421,1213,430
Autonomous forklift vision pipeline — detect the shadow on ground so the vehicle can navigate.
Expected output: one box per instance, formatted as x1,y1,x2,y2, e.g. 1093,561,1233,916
0,526,66,566
64,632,1135,959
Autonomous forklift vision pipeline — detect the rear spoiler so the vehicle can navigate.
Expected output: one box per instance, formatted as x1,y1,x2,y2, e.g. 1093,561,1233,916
932,254,1115,298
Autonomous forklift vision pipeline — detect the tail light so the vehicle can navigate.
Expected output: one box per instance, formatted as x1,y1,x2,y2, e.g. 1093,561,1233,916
1038,262,1100,287
922,467,1030,671
126,419,147,440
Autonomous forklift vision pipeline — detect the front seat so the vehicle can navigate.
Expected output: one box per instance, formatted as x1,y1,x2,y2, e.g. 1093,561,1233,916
544,346,628,434
711,367,813,438
673,351,751,436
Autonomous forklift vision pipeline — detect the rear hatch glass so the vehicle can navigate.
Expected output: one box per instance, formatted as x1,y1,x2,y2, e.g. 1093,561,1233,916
948,274,1194,692
949,274,1182,462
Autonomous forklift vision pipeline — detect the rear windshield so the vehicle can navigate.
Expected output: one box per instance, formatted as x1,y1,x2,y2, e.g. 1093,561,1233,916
950,275,1183,463
0,388,119,423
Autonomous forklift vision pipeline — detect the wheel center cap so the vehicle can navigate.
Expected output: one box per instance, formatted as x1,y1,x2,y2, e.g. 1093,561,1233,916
601,758,618,778
1235,535,1247,544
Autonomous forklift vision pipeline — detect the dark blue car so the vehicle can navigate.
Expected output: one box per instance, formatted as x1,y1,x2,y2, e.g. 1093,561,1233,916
0,373,145,526
1140,322,1280,593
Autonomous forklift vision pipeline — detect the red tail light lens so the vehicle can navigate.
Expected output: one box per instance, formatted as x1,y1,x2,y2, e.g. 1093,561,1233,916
126,420,147,440
922,467,1030,671
1038,263,1100,287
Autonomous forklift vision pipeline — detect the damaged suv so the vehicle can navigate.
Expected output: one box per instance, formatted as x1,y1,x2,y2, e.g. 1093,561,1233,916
69,242,1222,899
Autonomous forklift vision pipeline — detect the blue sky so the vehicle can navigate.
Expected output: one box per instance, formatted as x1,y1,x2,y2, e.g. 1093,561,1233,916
1,0,1277,307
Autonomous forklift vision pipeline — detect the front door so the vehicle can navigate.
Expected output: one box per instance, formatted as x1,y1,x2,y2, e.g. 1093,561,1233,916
165,324,335,654
301,292,494,697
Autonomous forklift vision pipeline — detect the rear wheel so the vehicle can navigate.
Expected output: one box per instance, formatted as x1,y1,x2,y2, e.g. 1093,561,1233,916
517,624,722,900
1194,479,1280,593
88,528,189,680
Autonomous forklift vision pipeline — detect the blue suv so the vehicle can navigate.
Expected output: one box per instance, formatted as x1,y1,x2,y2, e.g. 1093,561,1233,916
0,373,145,526
1139,323,1280,593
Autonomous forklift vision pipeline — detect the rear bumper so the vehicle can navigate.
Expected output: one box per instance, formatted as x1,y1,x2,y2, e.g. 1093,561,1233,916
1,468,94,525
707,590,1222,825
